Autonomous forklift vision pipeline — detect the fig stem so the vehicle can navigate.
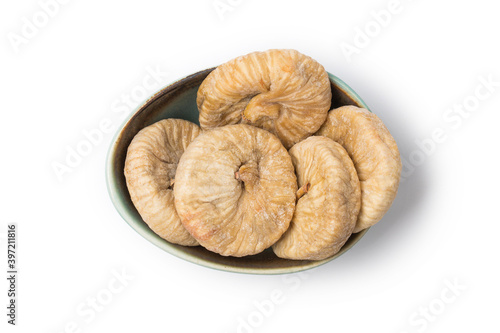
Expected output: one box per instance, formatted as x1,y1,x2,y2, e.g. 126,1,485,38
169,178,175,188
235,164,259,193
296,182,311,200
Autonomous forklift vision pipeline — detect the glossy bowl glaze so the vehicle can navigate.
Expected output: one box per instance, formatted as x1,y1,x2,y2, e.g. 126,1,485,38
106,68,370,274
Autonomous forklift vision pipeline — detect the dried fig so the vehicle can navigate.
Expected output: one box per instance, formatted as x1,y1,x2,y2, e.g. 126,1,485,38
316,106,402,232
174,124,297,257
197,49,332,149
124,119,201,246
272,136,361,260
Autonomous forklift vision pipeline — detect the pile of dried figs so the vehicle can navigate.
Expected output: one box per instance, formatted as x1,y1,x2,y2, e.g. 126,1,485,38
124,49,402,260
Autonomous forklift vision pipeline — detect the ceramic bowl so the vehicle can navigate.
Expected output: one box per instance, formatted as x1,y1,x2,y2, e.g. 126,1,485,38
106,68,370,274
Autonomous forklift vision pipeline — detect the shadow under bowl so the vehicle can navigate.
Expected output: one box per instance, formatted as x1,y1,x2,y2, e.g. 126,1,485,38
106,68,370,275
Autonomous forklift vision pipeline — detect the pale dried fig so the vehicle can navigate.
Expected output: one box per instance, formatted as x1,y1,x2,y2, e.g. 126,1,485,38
272,136,361,260
197,49,332,149
124,119,201,246
317,106,402,232
174,124,297,257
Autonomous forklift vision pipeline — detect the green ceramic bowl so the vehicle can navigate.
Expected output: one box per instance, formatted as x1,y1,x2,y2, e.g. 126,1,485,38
106,68,370,274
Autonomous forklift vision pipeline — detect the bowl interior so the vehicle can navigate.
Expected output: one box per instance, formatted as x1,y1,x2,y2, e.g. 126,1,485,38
106,68,370,274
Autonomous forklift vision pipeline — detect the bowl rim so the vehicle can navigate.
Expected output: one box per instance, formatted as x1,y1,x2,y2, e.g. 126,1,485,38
105,69,371,275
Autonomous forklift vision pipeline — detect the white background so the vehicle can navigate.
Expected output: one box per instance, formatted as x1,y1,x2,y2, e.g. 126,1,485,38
1,0,499,332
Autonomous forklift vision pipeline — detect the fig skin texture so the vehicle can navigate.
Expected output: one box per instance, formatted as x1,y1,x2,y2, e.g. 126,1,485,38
197,49,332,149
124,119,201,246
273,136,361,260
174,124,297,257
316,106,402,232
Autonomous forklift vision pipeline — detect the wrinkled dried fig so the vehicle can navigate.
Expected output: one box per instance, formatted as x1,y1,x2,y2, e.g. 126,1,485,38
272,136,361,260
124,119,201,246
317,106,401,232
197,49,332,149
174,124,297,257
